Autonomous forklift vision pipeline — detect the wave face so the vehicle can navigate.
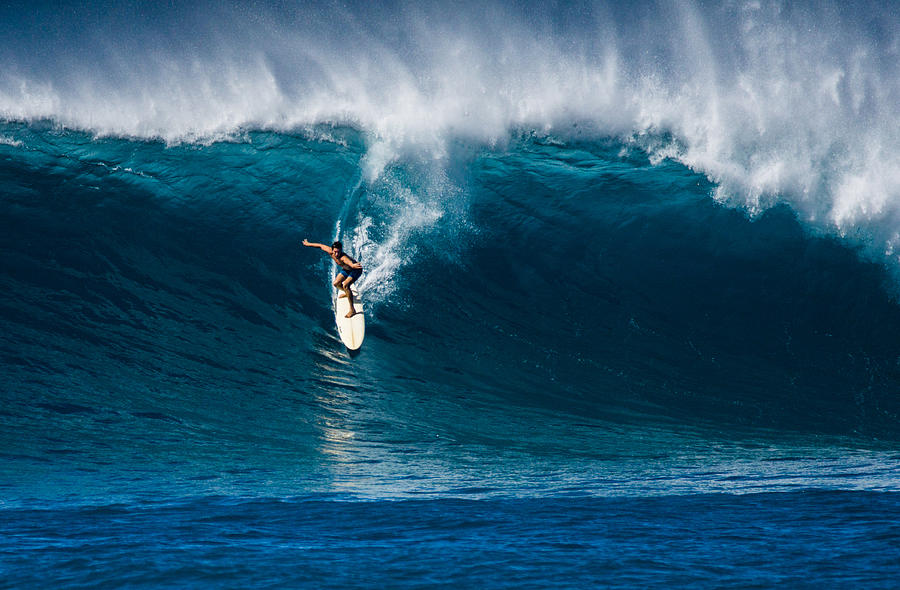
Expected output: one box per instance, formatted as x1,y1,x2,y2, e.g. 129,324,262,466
2,1,900,504
3,122,900,502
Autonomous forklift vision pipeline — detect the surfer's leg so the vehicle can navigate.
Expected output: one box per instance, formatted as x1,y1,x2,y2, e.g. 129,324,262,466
333,273,347,296
342,276,356,317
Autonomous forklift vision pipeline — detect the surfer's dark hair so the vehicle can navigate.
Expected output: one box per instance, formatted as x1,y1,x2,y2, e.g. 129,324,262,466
332,241,343,251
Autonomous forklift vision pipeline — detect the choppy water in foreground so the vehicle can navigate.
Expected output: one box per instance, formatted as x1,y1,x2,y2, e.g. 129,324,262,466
4,492,900,588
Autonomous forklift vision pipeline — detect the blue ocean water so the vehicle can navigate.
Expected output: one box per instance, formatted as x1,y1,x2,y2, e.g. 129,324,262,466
2,0,900,587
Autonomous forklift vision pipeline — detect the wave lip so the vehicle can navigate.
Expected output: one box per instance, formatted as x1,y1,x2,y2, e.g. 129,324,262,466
3,1,898,268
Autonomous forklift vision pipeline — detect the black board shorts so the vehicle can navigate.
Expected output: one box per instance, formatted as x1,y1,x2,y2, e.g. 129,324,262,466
337,267,362,281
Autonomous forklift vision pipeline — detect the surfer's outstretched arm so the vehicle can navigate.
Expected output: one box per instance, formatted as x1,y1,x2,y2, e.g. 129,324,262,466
302,239,333,254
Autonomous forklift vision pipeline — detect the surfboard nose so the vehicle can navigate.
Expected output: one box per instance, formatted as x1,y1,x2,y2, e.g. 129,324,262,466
335,290,366,350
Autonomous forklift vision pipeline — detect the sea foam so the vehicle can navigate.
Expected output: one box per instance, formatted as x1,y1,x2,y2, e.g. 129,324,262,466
1,0,898,268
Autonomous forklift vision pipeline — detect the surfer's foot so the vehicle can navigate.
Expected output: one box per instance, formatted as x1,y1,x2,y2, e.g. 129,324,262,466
338,292,348,298
345,310,355,318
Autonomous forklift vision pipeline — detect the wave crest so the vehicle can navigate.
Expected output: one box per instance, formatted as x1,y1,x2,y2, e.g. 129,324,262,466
1,0,898,266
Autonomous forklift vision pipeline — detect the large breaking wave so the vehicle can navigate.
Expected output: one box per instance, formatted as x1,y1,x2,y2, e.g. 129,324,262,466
2,0,900,499
2,123,900,441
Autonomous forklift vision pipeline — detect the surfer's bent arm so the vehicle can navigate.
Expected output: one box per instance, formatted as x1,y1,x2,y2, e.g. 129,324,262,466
343,257,362,270
301,239,333,254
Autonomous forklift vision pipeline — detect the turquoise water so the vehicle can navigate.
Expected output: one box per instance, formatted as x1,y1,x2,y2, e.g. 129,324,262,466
2,0,900,586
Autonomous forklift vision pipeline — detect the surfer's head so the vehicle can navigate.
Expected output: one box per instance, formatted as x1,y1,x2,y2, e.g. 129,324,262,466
332,241,343,252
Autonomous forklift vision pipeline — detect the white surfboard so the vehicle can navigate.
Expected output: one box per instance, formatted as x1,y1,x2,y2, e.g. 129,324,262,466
334,288,365,350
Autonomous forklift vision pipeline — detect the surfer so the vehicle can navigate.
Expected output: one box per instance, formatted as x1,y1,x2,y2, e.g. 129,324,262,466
302,239,363,317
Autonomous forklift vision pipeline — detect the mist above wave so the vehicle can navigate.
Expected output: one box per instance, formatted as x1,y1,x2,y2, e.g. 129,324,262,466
1,0,898,264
